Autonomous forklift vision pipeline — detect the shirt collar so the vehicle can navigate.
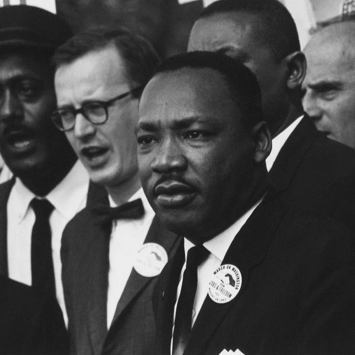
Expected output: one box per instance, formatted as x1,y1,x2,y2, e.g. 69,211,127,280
266,115,303,171
46,160,89,219
11,160,89,221
184,197,264,262
11,178,36,222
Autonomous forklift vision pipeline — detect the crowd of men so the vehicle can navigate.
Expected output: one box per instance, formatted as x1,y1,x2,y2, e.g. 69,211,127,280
0,1,355,355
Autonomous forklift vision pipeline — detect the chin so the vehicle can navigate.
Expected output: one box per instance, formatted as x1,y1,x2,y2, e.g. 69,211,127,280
156,209,202,237
87,170,115,187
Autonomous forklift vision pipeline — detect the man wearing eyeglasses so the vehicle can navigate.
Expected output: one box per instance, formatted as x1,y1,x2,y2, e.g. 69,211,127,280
53,27,179,355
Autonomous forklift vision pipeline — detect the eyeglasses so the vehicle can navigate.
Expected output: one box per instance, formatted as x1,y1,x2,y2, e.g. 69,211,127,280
51,86,143,132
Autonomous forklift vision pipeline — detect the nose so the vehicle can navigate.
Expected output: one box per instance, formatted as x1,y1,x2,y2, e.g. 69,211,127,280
73,113,96,140
151,137,187,174
302,90,322,122
0,90,23,122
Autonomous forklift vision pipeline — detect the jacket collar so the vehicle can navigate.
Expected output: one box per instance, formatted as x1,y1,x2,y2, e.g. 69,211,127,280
269,115,318,193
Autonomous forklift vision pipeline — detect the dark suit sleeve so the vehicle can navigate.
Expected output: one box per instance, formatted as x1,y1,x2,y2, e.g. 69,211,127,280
0,276,69,355
296,220,355,354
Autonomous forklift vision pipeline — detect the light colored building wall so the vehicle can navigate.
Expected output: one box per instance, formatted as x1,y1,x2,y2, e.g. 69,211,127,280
312,0,343,21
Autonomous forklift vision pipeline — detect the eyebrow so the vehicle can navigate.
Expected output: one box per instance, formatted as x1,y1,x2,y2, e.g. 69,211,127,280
57,97,111,111
307,80,342,90
215,46,250,63
135,121,159,134
135,116,217,134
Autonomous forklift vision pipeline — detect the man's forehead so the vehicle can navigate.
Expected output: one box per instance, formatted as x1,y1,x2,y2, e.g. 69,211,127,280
0,52,51,80
138,69,239,130
55,47,131,95
141,68,229,107
190,11,260,42
306,39,355,79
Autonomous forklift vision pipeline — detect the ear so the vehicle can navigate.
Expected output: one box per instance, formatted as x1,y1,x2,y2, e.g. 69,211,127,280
251,121,272,164
285,51,307,90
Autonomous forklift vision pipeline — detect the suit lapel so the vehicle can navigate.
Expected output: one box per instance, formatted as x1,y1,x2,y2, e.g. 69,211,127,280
269,116,317,193
185,193,288,355
0,179,15,276
109,216,178,326
84,183,111,355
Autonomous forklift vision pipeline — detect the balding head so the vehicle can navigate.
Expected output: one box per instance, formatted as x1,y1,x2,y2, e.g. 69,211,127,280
305,20,355,63
302,20,355,149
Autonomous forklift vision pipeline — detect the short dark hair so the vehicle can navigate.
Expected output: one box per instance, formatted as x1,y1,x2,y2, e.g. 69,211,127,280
53,27,161,93
198,0,300,62
154,51,263,131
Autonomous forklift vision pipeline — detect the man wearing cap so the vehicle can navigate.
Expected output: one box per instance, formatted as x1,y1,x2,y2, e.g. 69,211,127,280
0,5,89,353
137,50,355,355
53,28,178,355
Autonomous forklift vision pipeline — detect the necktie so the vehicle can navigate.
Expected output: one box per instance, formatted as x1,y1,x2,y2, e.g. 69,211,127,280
30,198,55,298
172,245,209,355
92,198,145,225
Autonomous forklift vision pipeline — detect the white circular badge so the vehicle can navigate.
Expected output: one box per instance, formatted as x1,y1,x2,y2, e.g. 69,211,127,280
133,243,168,277
208,264,242,304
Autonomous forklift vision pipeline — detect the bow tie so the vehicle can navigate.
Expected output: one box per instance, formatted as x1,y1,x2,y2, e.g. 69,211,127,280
92,198,145,225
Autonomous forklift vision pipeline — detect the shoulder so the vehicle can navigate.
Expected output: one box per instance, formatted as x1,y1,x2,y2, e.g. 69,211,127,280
277,207,355,265
298,117,355,171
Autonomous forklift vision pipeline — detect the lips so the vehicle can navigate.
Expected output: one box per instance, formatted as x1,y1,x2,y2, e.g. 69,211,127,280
154,181,197,208
4,128,36,153
80,145,110,166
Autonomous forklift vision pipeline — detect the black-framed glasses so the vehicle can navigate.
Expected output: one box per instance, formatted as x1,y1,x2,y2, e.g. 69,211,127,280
51,86,143,132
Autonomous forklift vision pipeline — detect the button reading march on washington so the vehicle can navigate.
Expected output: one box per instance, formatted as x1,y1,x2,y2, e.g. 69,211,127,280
208,264,242,304
133,243,168,277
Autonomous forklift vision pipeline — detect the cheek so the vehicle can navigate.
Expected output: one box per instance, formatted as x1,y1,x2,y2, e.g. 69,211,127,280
32,93,57,119
137,153,153,182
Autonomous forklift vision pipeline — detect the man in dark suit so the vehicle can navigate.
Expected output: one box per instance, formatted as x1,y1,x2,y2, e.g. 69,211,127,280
187,0,355,231
0,275,69,355
53,28,179,355
0,5,89,354
136,51,355,355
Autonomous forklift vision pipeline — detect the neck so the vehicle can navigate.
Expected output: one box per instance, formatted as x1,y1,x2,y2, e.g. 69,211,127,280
19,155,77,197
186,167,268,244
106,173,141,206
272,97,303,138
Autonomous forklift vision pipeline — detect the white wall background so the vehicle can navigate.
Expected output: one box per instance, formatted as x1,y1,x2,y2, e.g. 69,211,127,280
312,0,343,21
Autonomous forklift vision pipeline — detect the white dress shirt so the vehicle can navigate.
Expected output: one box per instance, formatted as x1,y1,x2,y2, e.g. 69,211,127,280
266,116,303,171
7,160,89,326
171,198,263,352
0,164,12,183
107,188,155,328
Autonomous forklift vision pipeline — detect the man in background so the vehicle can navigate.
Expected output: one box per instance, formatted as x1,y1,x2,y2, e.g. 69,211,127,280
0,5,89,354
303,20,355,150
188,0,355,231
53,28,178,355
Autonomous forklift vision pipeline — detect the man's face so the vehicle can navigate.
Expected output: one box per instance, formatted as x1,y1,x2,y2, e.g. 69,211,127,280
188,12,289,134
0,52,69,177
137,68,262,242
55,46,139,187
303,36,355,149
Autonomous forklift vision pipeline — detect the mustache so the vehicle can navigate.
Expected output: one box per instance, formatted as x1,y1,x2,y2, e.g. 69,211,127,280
3,122,35,137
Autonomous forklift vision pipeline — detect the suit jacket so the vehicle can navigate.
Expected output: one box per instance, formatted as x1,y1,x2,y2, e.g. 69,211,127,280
154,192,355,355
0,178,69,355
270,115,355,230
61,183,180,355
0,276,69,355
